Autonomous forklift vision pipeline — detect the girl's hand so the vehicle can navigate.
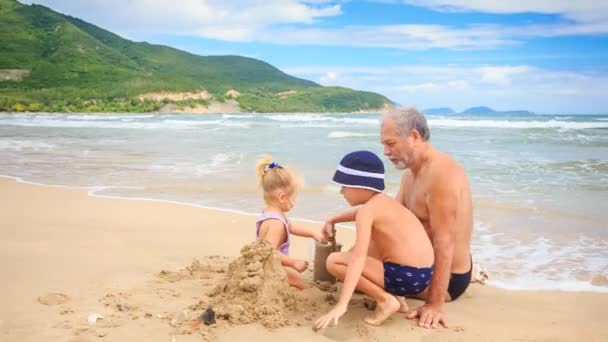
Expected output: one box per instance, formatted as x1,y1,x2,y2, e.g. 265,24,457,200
293,259,309,273
313,304,347,331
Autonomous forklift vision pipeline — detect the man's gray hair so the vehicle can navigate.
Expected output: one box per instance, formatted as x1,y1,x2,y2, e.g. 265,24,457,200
382,107,430,141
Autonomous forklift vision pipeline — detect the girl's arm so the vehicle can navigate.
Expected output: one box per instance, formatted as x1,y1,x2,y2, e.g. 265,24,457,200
289,221,324,241
259,220,308,269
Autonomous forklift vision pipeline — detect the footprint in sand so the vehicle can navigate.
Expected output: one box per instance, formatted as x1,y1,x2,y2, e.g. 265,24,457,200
38,292,70,305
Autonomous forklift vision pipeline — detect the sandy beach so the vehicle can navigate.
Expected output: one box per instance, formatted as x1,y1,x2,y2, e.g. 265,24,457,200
1,177,607,341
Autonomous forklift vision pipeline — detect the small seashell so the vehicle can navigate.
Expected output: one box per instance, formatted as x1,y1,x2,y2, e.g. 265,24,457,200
87,313,104,325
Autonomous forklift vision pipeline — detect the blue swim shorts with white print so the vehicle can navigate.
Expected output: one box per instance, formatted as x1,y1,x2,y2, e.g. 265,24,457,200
383,261,434,296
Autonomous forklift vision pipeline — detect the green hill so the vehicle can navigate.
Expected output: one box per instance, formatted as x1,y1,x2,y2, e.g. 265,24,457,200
0,0,392,113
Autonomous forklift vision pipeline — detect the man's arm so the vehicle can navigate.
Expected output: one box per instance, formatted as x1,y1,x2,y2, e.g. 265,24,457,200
407,174,457,328
395,171,411,206
427,175,457,303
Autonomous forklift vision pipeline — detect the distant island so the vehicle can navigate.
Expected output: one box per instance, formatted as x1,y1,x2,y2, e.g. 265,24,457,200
423,106,534,115
0,0,392,113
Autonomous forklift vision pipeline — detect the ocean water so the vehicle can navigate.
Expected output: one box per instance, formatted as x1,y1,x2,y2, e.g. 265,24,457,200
1,112,607,292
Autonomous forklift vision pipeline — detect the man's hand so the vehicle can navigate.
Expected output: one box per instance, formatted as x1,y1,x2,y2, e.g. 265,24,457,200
407,303,448,328
321,221,334,241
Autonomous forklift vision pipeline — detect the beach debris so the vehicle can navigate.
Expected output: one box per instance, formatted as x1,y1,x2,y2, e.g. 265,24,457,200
314,280,337,292
144,313,153,318
363,298,377,311
324,294,336,305
201,307,216,325
94,330,107,338
170,310,190,327
591,273,608,287
38,292,70,305
60,308,75,315
116,304,130,312
87,313,104,325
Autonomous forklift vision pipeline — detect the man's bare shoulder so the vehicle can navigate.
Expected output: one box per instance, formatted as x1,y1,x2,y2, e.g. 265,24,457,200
431,150,467,180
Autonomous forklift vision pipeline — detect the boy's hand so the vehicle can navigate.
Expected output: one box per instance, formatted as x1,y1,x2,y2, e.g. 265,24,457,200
293,260,309,273
321,221,334,240
312,230,325,243
313,304,347,331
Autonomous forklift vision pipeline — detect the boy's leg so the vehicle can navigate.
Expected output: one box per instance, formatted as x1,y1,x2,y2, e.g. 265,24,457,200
326,252,400,325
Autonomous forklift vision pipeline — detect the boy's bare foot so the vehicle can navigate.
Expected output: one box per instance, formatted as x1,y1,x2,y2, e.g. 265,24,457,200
396,296,408,313
293,260,309,273
363,295,400,326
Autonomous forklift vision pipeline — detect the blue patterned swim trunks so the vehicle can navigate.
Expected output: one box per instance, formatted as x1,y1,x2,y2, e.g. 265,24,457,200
383,261,434,296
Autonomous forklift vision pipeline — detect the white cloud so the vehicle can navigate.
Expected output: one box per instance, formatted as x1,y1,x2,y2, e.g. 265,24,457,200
397,1,608,36
320,71,339,83
19,0,608,50
20,0,342,41
398,1,608,23
479,66,531,86
399,82,439,92
282,64,608,113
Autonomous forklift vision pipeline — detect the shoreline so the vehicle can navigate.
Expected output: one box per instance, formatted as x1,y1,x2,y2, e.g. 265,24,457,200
1,177,607,341
1,174,606,294
0,111,385,116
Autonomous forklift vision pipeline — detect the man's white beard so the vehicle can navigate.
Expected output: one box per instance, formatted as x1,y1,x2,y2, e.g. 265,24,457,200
393,160,407,170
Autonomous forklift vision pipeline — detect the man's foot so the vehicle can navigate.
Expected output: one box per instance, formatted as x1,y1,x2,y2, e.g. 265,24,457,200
472,264,489,284
363,295,400,326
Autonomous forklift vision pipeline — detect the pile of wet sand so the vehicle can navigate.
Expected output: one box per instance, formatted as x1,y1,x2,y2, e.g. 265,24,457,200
206,240,299,328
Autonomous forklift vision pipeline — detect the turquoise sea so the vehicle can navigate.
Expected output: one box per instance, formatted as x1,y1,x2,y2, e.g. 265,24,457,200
1,112,606,291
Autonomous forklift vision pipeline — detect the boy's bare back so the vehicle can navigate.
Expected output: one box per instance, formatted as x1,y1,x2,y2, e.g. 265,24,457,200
359,193,434,268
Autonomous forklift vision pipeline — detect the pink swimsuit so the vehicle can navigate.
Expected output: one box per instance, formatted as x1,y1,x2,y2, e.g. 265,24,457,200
255,212,290,255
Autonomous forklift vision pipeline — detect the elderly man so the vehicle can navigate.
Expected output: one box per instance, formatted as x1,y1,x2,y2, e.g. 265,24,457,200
380,107,474,329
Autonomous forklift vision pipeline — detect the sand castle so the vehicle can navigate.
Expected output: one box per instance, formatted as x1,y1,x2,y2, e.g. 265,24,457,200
207,240,298,328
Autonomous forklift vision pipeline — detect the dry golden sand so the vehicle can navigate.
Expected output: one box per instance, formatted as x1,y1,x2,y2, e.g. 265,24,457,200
1,177,607,341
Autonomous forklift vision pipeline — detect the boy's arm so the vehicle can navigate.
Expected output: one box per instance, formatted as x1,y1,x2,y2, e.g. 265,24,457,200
314,205,373,330
321,206,360,240
328,206,360,224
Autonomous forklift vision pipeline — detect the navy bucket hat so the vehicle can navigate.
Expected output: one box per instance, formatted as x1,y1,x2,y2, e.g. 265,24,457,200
333,150,385,192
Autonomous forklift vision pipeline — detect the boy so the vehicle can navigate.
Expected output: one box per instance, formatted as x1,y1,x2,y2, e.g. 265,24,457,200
314,150,434,330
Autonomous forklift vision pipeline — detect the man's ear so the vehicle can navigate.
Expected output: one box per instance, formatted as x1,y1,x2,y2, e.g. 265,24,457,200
410,129,422,145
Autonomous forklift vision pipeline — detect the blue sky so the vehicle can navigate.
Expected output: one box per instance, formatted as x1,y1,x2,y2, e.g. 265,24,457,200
20,0,608,113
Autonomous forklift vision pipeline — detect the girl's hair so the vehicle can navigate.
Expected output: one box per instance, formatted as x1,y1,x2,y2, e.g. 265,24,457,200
255,155,300,203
